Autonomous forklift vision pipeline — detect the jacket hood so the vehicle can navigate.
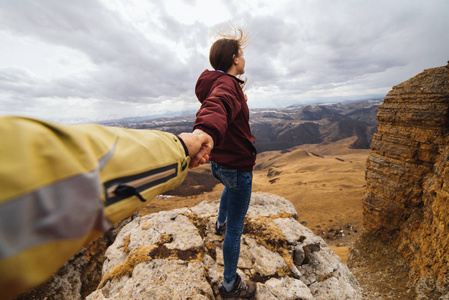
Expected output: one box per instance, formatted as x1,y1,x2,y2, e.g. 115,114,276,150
195,70,226,103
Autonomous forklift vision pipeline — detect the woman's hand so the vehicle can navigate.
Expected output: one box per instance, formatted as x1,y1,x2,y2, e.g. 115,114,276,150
179,130,214,168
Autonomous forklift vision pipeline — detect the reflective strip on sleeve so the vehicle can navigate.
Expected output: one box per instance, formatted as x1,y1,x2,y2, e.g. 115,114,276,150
98,142,116,170
0,169,111,258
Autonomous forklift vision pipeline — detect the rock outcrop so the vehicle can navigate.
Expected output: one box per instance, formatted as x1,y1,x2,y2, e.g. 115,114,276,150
15,215,137,300
362,62,449,297
87,193,362,299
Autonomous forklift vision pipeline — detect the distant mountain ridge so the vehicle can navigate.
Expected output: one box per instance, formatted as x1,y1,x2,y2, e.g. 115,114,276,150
109,99,383,153
250,99,382,152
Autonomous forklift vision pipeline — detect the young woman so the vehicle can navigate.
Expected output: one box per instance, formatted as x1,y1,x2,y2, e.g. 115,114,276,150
193,28,257,299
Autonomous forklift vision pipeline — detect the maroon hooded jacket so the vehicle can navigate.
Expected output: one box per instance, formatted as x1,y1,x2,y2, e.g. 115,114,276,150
193,70,257,172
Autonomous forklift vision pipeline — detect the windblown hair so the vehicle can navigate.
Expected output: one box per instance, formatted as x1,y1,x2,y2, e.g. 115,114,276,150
209,25,249,73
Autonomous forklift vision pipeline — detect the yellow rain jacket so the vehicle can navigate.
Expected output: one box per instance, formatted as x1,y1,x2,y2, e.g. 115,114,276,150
0,116,191,299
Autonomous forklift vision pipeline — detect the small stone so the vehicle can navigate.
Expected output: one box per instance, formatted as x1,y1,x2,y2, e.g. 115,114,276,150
294,245,306,266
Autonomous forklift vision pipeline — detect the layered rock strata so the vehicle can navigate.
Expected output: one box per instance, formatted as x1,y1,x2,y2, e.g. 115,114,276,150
363,63,449,296
87,193,362,299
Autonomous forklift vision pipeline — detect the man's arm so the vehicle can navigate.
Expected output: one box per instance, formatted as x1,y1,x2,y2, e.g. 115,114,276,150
0,116,210,299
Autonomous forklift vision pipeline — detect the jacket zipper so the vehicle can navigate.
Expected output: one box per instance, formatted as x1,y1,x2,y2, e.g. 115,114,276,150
104,163,178,207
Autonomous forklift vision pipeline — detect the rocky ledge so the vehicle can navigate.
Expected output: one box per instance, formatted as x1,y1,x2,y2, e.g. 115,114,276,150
86,193,361,299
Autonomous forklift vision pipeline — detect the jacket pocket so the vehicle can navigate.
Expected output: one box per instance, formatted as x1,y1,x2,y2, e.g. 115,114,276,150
246,138,258,156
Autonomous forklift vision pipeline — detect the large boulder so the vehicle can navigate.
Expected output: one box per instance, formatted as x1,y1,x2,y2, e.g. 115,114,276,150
87,193,361,299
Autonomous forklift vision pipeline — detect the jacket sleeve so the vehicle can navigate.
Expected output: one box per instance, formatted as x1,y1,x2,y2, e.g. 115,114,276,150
0,116,191,299
193,79,242,146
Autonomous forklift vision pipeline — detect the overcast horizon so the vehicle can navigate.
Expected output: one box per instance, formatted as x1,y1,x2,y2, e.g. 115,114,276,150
0,0,448,124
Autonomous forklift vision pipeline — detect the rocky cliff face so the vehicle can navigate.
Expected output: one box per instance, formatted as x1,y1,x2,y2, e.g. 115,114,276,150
86,193,362,299
362,63,449,297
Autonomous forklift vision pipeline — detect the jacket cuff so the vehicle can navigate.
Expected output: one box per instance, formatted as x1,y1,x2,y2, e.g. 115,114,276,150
177,135,189,157
193,125,219,146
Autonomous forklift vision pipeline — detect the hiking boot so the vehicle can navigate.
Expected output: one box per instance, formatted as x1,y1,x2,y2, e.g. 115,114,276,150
215,220,226,235
218,274,257,299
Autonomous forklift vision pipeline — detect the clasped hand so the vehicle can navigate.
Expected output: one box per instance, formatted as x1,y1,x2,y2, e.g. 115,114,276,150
178,129,214,168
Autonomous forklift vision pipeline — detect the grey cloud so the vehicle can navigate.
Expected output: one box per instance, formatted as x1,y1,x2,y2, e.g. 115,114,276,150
241,0,449,100
0,68,41,96
0,0,206,105
1,0,448,121
0,68,91,101
0,68,35,85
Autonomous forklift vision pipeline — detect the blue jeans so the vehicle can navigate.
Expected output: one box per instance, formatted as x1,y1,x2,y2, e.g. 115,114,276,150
210,161,253,284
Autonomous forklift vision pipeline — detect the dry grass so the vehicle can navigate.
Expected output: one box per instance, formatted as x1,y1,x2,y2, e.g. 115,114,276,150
252,138,369,249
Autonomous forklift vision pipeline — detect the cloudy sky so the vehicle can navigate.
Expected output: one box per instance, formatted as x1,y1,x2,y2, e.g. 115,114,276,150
0,0,448,123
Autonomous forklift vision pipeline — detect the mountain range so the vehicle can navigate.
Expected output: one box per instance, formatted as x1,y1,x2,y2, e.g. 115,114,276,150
106,98,383,153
